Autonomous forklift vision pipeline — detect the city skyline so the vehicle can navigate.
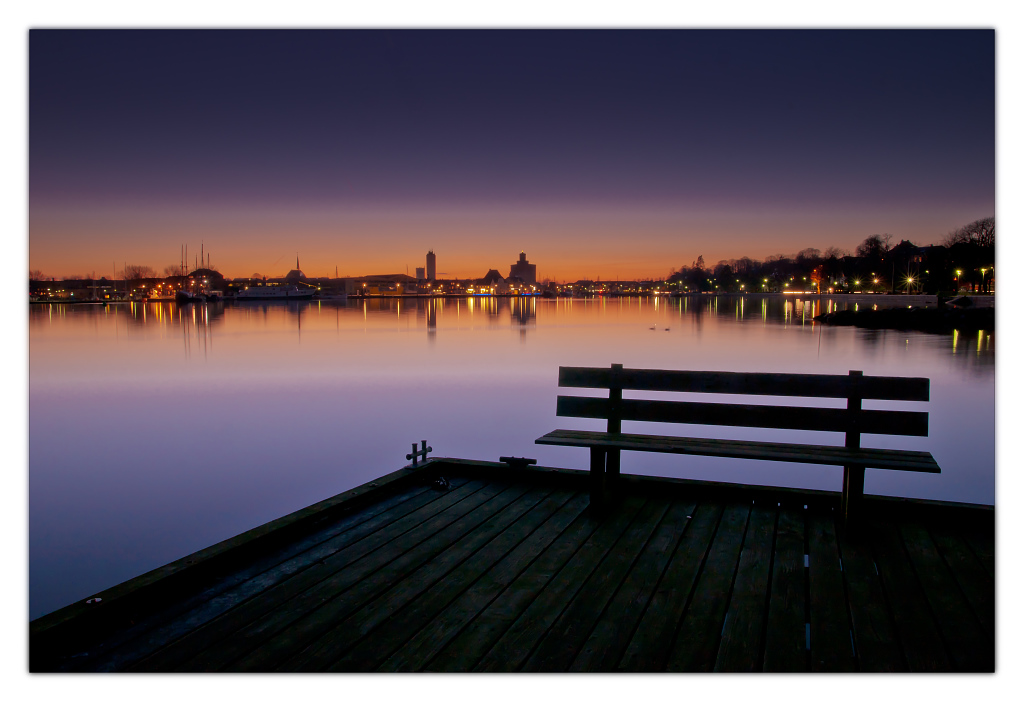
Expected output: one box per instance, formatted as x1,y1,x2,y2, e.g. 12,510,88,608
29,30,995,281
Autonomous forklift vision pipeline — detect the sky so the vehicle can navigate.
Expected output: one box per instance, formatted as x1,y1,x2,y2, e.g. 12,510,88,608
29,29,995,282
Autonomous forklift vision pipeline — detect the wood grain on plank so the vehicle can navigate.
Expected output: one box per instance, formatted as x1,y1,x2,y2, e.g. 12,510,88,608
664,502,751,672
422,499,604,672
870,521,950,672
173,481,508,671
762,504,806,672
378,491,591,672
123,483,455,672
836,526,905,671
520,499,671,671
617,501,723,672
900,523,993,671
295,488,567,671
570,499,697,672
806,508,856,672
226,483,529,672
557,367,929,402
714,503,777,672
929,526,994,640
473,498,647,672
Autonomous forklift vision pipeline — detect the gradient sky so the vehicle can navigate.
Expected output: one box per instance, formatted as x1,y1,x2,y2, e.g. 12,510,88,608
29,29,995,281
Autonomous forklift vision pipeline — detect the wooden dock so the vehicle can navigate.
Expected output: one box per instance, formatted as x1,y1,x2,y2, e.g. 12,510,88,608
30,459,995,672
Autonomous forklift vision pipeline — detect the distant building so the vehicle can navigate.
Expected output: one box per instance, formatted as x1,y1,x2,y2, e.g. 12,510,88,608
416,267,425,280
426,250,436,281
284,255,307,284
480,269,505,285
508,251,537,286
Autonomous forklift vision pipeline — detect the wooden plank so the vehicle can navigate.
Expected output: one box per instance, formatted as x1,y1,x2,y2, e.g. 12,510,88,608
963,533,995,582
556,396,929,437
520,499,671,671
899,523,993,671
377,491,591,672
835,526,906,671
224,482,532,672
111,481,479,672
714,503,777,672
47,482,442,672
293,487,570,671
870,521,950,671
422,498,605,672
664,502,751,672
929,527,995,639
569,499,697,672
806,508,856,671
762,504,807,672
473,498,648,672
558,366,929,401
163,480,506,671
617,501,723,671
30,459,452,653
537,429,940,473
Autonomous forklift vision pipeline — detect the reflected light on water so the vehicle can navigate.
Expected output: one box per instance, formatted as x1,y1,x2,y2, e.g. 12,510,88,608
29,295,994,619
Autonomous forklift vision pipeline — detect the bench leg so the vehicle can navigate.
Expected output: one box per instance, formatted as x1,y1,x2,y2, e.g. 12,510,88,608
590,447,607,515
842,465,865,529
607,448,620,495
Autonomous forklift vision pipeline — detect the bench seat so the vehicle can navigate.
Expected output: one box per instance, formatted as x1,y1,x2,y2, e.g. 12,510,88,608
536,429,940,473
536,365,939,525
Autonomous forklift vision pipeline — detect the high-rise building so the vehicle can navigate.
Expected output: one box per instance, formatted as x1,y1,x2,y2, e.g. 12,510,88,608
508,251,537,285
415,267,425,280
426,250,436,281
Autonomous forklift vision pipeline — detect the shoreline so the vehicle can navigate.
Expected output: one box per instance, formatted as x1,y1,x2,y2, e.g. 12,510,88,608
29,292,996,308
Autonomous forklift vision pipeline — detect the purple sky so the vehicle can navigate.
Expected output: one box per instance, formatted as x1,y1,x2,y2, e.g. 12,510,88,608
29,29,995,281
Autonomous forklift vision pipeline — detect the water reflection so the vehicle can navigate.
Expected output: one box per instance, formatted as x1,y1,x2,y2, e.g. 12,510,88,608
29,293,994,619
29,296,995,369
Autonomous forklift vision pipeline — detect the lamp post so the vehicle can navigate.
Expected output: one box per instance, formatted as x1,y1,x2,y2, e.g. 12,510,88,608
955,269,962,293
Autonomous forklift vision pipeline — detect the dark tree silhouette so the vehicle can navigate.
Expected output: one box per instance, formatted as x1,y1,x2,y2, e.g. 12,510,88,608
943,217,994,248
123,264,156,281
855,234,891,259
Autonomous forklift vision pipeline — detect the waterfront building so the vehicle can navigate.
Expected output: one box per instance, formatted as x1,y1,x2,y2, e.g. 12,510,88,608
283,256,307,284
426,250,436,281
480,269,505,286
416,267,425,280
508,251,537,286
474,269,509,294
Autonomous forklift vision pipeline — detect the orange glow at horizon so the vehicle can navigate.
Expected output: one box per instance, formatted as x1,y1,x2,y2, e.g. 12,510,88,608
28,203,971,283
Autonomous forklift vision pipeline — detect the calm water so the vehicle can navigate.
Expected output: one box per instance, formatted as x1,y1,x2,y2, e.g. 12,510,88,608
29,295,994,618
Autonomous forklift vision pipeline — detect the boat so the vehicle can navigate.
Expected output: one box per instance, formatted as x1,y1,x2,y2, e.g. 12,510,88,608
175,290,198,304
236,285,316,300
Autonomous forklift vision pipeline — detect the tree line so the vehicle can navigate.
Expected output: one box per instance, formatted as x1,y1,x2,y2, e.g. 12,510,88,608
666,217,994,295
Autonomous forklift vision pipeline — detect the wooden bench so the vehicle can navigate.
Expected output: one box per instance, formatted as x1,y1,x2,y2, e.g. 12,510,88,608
535,364,939,524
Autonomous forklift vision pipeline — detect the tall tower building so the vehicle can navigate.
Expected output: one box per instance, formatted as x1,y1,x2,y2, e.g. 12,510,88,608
508,251,537,285
426,250,436,281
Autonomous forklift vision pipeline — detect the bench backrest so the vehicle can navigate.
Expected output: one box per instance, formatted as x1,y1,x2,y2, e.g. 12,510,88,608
556,364,930,447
